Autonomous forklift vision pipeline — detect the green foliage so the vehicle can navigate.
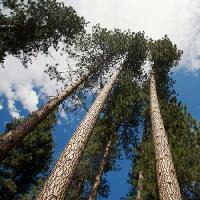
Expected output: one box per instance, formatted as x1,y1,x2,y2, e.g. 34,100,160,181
0,0,85,65
106,68,144,158
148,36,182,69
67,25,148,87
124,32,148,77
71,24,131,68
0,112,56,199
148,36,183,99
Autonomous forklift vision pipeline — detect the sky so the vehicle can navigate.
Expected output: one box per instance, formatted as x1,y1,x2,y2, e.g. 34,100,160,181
1,0,200,199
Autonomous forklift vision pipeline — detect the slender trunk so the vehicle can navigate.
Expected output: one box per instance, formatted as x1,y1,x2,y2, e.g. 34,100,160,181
77,176,85,197
136,170,144,200
0,71,93,162
150,72,181,200
0,25,15,31
88,137,112,200
37,68,121,200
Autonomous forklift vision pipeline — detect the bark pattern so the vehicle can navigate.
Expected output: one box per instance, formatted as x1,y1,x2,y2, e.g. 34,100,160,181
150,73,181,200
37,68,121,200
136,170,144,200
88,137,112,200
0,73,89,161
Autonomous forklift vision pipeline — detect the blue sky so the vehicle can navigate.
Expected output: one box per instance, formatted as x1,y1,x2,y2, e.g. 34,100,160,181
1,0,200,199
173,69,200,120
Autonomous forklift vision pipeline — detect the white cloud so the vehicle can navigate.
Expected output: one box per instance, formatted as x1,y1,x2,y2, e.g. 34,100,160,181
8,99,20,119
68,0,200,72
0,50,67,117
1,0,200,117
0,43,83,118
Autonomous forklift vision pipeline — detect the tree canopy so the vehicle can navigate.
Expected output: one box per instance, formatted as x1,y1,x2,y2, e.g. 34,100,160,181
0,0,85,65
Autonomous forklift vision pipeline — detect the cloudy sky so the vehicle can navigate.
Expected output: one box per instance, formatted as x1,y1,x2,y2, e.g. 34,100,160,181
1,0,200,118
68,0,200,71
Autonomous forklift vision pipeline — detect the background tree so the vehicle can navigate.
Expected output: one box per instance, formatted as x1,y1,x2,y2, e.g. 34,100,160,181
0,112,56,200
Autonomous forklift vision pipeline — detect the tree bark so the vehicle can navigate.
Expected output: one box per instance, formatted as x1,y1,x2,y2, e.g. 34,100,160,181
88,137,112,200
0,25,15,31
136,170,144,200
150,72,181,200
0,71,92,162
37,68,121,200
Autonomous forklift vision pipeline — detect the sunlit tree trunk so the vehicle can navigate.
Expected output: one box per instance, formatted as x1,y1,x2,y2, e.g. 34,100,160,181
37,68,121,200
0,71,93,162
88,137,112,200
150,72,181,200
136,170,144,200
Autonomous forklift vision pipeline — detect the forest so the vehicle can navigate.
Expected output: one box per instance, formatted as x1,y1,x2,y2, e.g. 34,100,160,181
0,0,200,200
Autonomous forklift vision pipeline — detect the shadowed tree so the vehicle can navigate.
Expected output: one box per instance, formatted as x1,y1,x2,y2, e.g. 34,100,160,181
88,136,113,200
0,112,56,200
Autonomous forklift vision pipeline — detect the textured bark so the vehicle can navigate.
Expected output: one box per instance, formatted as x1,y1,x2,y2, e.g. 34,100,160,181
136,170,144,200
0,25,15,30
0,72,91,162
37,68,121,200
150,73,181,200
88,137,112,200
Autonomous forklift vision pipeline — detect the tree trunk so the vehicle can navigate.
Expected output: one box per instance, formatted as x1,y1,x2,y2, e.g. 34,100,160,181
88,137,112,200
0,25,15,31
136,170,144,200
37,68,121,200
149,72,181,200
0,71,93,162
